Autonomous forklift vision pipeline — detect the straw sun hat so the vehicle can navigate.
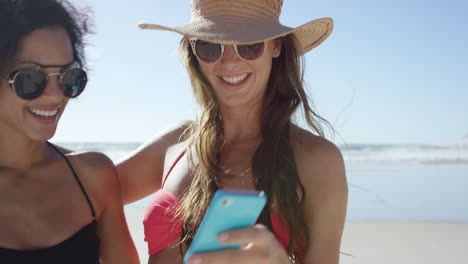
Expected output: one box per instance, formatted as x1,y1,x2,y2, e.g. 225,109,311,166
138,0,333,54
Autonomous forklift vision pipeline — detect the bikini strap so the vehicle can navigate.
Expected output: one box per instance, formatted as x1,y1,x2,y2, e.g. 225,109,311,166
161,149,187,188
46,141,96,218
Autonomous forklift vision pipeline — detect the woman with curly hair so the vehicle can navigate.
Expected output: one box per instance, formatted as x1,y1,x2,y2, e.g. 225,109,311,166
0,0,139,263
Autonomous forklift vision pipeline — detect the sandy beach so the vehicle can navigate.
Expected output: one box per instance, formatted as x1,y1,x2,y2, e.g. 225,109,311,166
339,221,468,264
124,207,468,264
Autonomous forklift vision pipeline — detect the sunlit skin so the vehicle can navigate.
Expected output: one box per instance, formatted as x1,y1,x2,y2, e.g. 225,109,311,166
0,26,139,263
0,27,72,144
198,40,281,114
195,40,283,143
115,31,347,263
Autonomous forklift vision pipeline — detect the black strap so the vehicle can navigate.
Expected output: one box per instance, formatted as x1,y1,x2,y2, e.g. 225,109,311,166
46,141,96,218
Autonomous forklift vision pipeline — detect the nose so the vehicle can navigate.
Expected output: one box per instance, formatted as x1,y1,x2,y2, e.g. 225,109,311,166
220,44,241,64
41,72,63,99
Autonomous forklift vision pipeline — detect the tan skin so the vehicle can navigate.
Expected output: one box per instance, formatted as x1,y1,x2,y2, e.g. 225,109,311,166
117,39,347,264
0,26,139,263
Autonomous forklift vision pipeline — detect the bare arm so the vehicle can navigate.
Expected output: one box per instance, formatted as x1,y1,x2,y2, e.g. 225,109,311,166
148,255,157,264
81,153,140,264
297,138,348,264
116,121,191,204
147,241,184,264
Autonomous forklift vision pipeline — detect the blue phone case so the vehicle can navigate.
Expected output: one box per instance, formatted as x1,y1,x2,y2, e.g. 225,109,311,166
183,189,267,263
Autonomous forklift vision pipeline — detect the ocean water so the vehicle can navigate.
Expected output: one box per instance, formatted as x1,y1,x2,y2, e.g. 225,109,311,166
346,163,468,222
341,144,468,222
58,142,468,222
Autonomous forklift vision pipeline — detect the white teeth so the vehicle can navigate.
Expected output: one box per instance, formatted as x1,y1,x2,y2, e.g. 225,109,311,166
30,108,59,117
221,73,248,84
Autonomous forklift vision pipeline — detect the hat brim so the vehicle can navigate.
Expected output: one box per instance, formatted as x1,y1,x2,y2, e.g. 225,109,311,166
138,17,333,54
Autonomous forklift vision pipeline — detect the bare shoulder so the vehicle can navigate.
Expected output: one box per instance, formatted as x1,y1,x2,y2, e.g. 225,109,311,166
290,125,347,194
66,150,117,191
290,125,344,169
115,120,193,203
68,150,115,172
66,150,120,216
49,143,115,176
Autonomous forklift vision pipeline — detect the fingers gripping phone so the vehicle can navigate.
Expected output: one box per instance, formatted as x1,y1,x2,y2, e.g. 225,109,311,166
183,189,267,263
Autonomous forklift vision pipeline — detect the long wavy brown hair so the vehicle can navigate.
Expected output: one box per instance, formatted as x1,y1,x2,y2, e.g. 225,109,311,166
176,34,331,261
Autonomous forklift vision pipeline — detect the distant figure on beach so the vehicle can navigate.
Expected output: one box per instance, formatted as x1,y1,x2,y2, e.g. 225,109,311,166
117,0,348,263
0,0,138,263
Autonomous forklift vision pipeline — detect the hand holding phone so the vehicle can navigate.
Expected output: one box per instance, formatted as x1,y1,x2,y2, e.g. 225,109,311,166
183,189,267,263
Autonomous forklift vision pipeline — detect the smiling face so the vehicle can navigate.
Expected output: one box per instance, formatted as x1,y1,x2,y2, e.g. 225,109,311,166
0,26,74,141
197,39,282,110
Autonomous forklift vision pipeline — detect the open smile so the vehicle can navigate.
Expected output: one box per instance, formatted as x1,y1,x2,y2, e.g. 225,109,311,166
219,73,251,85
29,107,60,117
26,105,62,124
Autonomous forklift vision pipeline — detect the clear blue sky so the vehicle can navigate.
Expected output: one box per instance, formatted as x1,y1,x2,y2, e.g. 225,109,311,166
53,0,468,145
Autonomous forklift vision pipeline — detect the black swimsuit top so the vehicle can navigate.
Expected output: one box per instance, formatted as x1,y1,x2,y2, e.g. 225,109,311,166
0,142,101,264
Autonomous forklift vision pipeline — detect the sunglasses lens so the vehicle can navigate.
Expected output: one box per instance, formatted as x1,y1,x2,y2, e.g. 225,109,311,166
60,68,87,98
195,40,222,63
237,42,266,61
13,70,47,100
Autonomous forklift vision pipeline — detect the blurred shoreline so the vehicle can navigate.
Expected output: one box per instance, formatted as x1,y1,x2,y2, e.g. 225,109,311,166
54,141,468,165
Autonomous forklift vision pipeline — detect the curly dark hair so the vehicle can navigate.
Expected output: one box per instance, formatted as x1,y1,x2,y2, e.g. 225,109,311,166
0,0,92,76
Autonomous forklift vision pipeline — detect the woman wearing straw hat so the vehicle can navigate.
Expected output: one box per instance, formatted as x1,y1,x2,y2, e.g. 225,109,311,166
117,0,348,263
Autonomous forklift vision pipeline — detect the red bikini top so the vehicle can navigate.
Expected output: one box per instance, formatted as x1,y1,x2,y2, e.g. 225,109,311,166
143,150,290,255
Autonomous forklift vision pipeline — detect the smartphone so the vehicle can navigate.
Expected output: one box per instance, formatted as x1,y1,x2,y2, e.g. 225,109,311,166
183,189,267,263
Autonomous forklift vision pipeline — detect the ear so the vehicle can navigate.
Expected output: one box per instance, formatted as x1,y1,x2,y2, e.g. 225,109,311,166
271,39,282,58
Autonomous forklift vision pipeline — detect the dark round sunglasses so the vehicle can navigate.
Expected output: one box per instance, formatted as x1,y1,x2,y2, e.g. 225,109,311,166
7,65,87,100
189,38,268,64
